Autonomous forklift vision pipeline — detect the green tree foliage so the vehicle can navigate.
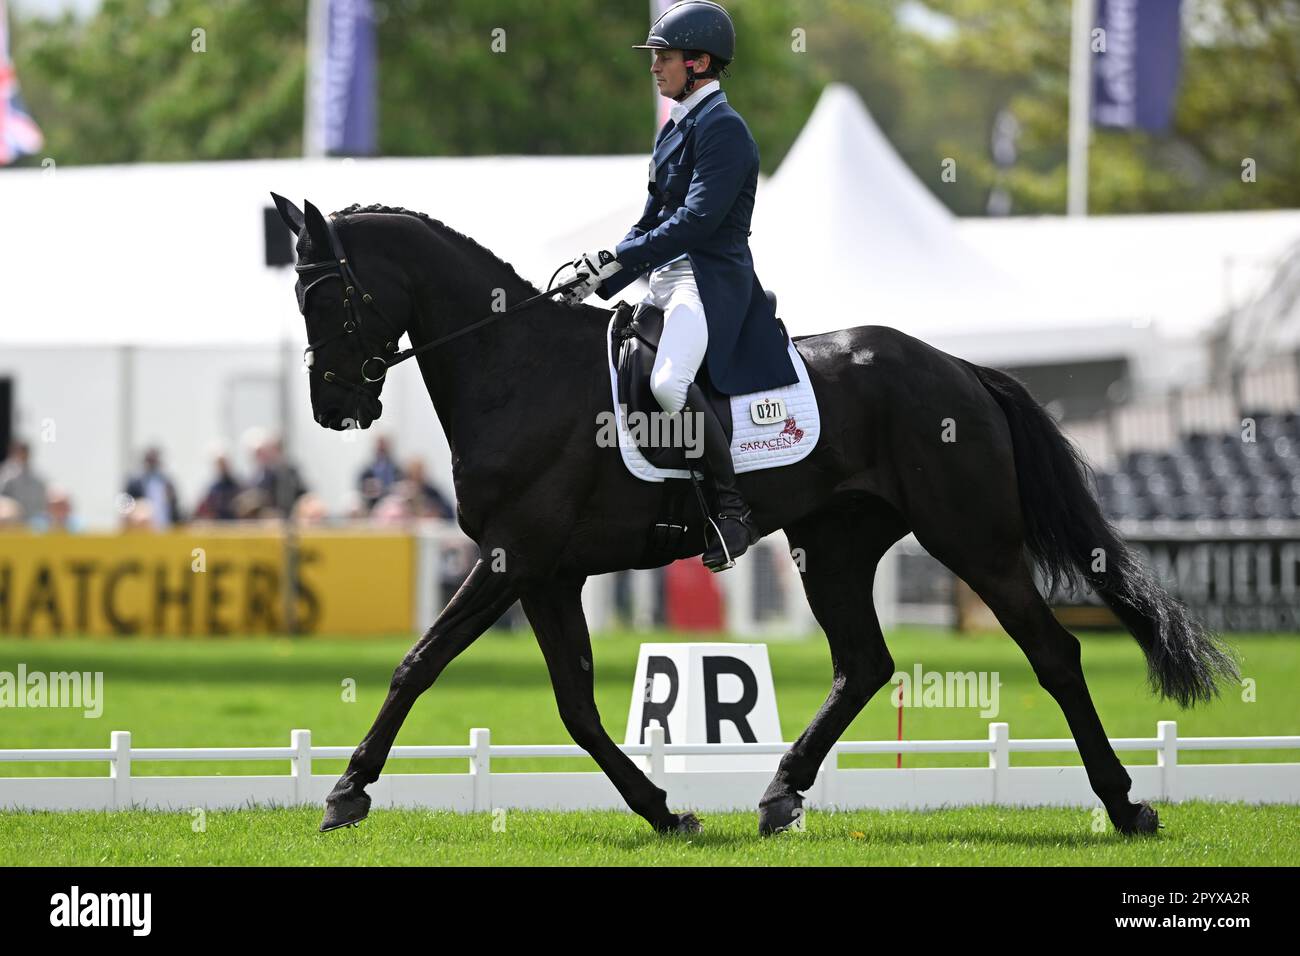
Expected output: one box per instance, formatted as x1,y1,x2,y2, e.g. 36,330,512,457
11,0,826,171
920,0,1300,212
15,0,308,164
375,0,824,167
7,0,1299,215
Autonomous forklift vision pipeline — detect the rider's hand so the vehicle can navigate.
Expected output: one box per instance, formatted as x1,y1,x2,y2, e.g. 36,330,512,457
555,249,622,305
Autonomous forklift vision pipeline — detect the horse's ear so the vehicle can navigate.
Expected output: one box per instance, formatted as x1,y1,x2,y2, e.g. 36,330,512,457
302,200,332,253
270,192,304,236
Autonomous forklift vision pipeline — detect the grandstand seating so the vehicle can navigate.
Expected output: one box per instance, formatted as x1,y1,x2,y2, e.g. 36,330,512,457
1093,410,1300,520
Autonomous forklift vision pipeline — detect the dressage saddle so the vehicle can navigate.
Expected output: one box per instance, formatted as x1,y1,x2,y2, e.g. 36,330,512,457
611,300,732,471
610,291,789,471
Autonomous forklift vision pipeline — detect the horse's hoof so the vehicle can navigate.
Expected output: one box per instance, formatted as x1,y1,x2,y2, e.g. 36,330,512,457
1114,800,1161,837
758,792,804,836
658,811,703,835
319,789,371,832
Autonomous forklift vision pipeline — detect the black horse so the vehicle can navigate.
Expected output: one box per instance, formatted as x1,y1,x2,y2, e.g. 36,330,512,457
270,195,1237,838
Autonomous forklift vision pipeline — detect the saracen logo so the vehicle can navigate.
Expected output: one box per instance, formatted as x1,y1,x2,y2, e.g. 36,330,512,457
739,416,804,453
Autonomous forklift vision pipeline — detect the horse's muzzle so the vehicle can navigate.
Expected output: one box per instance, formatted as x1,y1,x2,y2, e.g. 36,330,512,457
317,394,382,431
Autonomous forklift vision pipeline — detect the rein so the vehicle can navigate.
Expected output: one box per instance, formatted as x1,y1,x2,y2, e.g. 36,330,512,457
295,213,590,398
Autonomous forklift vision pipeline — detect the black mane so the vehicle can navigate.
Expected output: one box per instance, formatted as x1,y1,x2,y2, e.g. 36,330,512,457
336,203,541,296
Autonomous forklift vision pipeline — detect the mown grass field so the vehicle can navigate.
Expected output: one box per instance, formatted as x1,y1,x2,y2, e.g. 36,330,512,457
1,627,1295,775
0,627,1296,866
1,803,1297,866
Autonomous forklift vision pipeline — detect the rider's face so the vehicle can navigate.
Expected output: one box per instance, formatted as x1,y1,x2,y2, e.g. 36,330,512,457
652,49,707,99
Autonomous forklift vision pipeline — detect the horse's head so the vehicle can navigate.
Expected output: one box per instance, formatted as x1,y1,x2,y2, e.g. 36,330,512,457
271,193,412,431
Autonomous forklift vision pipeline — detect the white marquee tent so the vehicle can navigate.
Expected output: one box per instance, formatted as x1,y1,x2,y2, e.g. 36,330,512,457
3,82,1298,528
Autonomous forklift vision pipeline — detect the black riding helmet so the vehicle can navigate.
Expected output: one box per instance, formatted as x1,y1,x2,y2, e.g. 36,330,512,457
633,0,735,96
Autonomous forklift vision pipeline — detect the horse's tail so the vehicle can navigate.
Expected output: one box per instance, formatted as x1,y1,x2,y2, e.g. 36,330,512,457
966,362,1238,707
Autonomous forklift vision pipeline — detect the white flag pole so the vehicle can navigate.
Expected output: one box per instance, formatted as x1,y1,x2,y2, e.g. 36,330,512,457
651,0,672,131
303,0,328,157
1067,0,1096,216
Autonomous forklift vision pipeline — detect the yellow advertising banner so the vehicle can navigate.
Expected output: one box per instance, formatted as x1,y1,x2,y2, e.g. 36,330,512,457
0,529,413,637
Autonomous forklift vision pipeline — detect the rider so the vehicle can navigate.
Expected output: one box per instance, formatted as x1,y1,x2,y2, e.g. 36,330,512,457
556,0,798,572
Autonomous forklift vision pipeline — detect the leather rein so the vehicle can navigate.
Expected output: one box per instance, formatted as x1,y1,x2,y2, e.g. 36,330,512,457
294,213,589,399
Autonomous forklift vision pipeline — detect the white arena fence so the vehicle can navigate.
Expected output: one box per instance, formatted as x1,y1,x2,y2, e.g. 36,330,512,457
2,722,1297,814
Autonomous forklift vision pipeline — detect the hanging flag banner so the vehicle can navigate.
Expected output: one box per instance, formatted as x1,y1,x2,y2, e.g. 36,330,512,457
1092,0,1183,132
0,0,45,166
307,0,377,156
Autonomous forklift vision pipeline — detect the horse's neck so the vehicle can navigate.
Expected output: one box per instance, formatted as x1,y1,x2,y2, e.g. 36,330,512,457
410,272,607,464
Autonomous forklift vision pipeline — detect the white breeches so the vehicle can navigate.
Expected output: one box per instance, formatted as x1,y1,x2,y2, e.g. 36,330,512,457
644,257,709,416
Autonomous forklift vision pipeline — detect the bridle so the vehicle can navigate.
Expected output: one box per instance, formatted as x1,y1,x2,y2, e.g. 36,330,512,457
294,212,590,407
295,215,403,399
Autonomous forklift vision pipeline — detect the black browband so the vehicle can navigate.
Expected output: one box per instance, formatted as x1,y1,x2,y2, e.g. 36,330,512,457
294,212,590,398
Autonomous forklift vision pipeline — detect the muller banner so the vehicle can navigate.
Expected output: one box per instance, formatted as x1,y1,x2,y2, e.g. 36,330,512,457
1092,0,1183,132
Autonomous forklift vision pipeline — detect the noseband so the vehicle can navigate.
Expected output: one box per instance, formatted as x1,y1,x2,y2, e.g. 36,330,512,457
294,213,591,406
294,214,403,399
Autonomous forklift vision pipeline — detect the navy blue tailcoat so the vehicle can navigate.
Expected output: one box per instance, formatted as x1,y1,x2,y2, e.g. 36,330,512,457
597,89,798,396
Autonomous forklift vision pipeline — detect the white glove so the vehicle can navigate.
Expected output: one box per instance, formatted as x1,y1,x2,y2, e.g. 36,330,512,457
555,249,622,305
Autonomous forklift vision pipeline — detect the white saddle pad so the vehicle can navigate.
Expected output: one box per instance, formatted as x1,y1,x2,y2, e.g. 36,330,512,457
604,314,821,483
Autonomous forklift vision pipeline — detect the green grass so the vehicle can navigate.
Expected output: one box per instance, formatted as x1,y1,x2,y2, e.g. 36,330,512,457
0,628,1296,779
2,628,1296,866
1,803,1296,866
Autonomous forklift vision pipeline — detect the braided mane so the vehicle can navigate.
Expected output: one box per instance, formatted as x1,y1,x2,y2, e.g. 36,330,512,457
336,202,542,295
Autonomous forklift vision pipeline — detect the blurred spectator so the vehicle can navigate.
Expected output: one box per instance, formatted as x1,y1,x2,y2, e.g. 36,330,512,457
195,454,244,521
232,486,274,520
371,491,415,525
121,498,156,531
341,491,370,520
0,495,24,528
291,492,330,526
0,440,48,524
124,447,182,529
40,487,80,533
252,436,308,516
402,458,454,519
358,436,402,511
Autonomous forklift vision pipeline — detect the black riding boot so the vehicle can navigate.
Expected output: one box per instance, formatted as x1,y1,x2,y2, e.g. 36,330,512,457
682,382,759,572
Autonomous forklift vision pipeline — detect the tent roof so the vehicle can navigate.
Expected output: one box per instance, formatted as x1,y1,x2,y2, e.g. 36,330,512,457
4,83,1297,368
749,83,1083,353
0,154,647,347
751,83,1300,364
958,210,1300,341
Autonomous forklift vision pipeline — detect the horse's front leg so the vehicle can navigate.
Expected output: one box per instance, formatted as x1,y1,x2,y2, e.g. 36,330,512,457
519,575,701,834
320,558,516,831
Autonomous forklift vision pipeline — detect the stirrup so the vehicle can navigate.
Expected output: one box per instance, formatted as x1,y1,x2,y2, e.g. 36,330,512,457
706,511,757,572
704,514,735,571
687,470,734,568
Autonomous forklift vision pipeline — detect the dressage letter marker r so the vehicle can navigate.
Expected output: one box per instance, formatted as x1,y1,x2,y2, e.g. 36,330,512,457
626,643,782,772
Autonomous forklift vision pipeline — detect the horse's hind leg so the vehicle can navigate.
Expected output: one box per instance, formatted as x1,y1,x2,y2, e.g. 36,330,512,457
519,575,700,834
913,483,1160,833
759,500,906,835
953,553,1159,835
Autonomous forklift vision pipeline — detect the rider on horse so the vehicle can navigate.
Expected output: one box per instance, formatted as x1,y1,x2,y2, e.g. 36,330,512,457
555,0,798,572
